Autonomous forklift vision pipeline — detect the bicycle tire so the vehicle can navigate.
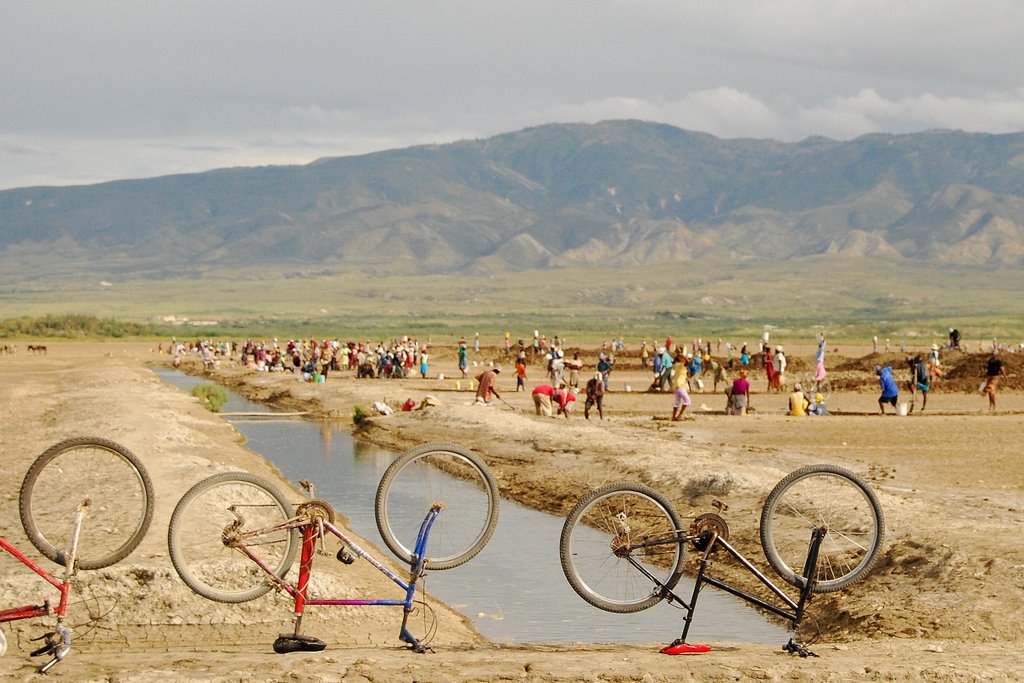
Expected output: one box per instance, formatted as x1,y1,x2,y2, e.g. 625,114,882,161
374,443,499,570
760,464,884,593
559,483,686,613
19,437,155,570
168,472,299,603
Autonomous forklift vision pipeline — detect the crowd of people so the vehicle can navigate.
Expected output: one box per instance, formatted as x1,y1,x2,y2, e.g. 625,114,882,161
169,325,1018,418
173,335,435,383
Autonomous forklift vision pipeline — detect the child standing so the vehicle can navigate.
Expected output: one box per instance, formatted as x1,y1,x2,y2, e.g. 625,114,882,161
515,355,527,392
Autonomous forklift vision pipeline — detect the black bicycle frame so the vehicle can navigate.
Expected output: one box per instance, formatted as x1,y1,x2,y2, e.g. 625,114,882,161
630,526,827,645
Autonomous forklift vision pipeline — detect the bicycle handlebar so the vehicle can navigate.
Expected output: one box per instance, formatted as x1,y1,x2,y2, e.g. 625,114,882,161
33,624,72,673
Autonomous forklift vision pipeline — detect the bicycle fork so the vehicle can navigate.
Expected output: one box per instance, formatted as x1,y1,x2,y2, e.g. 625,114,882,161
34,502,88,672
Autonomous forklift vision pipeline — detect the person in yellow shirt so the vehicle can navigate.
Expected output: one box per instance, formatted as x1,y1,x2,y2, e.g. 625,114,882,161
670,352,691,421
788,383,809,416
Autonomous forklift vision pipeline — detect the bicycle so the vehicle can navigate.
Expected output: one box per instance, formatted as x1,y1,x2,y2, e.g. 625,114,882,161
2,437,155,672
167,442,499,653
800,373,832,403
559,464,884,656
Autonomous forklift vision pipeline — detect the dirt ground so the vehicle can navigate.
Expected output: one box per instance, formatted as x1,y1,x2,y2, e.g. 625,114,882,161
1,340,1022,682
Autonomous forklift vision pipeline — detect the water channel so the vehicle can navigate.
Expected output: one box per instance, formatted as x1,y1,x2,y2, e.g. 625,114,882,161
156,368,790,645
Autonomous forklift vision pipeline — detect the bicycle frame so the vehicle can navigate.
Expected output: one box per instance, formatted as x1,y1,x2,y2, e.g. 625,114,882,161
233,504,442,653
633,526,826,656
0,502,87,672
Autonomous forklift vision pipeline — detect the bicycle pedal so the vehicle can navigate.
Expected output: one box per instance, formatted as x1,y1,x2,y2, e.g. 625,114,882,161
273,634,327,654
336,548,355,565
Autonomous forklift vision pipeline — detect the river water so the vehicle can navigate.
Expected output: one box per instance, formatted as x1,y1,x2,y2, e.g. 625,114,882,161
156,368,790,645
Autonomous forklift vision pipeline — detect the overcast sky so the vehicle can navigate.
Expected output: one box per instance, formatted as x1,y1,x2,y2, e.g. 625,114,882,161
2,1,1022,190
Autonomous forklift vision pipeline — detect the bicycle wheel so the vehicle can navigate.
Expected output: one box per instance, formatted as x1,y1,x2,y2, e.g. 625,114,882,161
374,443,499,570
801,374,832,401
760,464,884,593
19,437,155,570
168,472,299,603
815,378,833,402
559,483,686,613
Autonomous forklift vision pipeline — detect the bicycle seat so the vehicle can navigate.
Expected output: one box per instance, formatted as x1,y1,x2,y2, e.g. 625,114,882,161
273,634,327,654
660,640,712,655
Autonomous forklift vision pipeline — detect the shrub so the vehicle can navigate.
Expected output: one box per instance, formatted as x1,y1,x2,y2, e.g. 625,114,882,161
191,383,228,412
682,472,736,501
352,404,368,427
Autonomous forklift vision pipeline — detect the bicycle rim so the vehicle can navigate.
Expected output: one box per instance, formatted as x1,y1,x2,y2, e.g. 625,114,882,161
168,472,299,603
559,483,685,613
374,443,499,570
760,464,885,593
19,437,155,570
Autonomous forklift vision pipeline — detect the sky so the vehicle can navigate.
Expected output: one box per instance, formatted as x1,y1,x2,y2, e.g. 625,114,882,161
2,1,1023,191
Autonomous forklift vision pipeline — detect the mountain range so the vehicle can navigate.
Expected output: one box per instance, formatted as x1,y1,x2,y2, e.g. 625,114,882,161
2,120,1023,282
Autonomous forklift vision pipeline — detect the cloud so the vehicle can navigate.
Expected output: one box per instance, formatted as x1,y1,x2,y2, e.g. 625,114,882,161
3,2,1024,189
4,85,1024,190
534,87,1024,141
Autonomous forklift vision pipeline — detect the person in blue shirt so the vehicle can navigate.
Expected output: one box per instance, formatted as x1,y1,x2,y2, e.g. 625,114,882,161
875,365,899,414
652,348,672,392
686,353,703,389
908,354,930,412
597,354,614,392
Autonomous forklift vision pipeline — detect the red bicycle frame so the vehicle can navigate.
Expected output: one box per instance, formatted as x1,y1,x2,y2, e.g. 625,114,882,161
0,501,87,672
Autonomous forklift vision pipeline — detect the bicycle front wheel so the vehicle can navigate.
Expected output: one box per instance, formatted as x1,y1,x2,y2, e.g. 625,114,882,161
19,437,155,570
168,472,299,603
374,443,499,570
559,483,686,613
760,464,885,593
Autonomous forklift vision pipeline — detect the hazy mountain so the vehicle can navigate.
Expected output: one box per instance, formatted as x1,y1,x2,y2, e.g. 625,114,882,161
2,120,1023,281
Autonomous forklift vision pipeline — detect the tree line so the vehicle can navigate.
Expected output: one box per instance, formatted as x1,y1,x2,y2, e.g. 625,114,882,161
0,314,157,338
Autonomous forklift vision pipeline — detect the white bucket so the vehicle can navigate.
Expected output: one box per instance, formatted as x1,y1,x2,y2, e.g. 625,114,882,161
897,403,908,416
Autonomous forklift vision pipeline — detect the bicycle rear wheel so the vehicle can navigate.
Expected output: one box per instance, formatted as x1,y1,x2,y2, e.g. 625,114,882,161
760,464,884,593
374,443,499,570
168,472,299,603
19,437,155,570
559,483,686,613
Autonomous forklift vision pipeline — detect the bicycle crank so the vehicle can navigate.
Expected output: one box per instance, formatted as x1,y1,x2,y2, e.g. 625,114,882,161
689,512,729,552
